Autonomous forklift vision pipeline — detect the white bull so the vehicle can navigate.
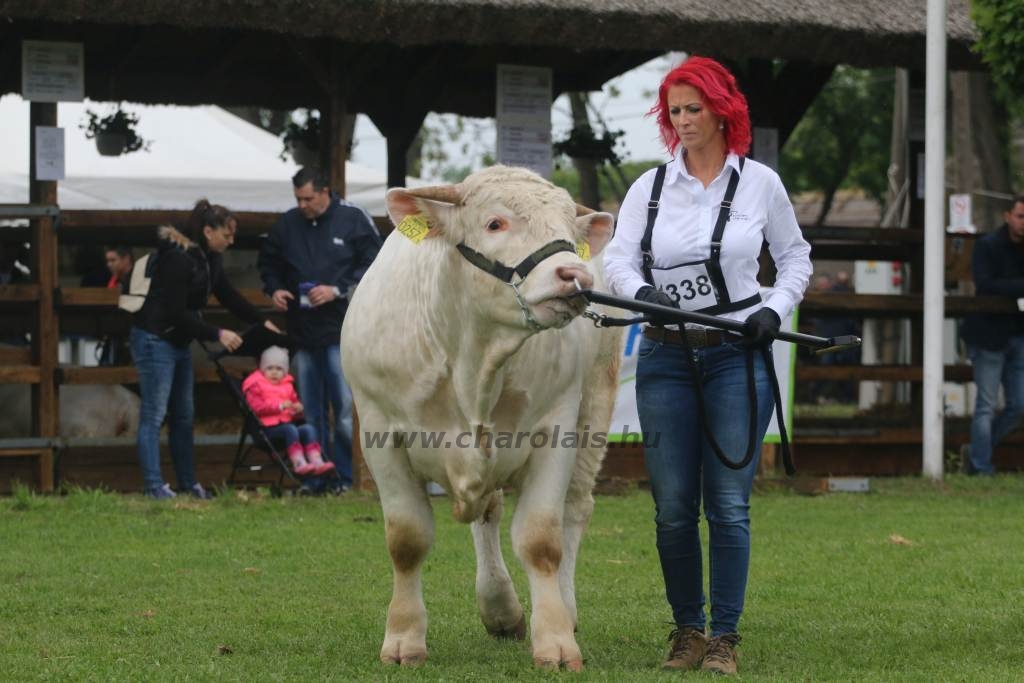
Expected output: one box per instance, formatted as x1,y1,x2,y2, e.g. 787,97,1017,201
341,166,623,670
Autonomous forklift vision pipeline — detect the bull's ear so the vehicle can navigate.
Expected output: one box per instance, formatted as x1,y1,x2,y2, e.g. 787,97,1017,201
574,212,615,257
386,187,462,241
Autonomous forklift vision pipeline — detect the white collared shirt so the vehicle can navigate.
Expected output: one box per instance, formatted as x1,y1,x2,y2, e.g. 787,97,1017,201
603,152,811,324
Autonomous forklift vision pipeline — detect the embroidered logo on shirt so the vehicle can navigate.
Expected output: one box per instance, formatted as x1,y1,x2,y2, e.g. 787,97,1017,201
728,210,750,221
332,237,345,246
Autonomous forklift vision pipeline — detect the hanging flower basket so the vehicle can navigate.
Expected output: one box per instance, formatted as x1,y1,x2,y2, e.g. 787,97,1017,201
287,141,319,167
95,132,128,157
80,107,150,157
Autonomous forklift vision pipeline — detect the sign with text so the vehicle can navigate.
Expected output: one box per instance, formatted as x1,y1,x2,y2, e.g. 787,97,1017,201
22,41,84,102
947,193,975,233
496,64,552,178
34,126,65,181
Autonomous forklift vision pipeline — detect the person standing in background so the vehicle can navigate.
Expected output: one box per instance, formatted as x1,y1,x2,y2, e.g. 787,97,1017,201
961,195,1024,475
258,167,382,493
131,200,276,499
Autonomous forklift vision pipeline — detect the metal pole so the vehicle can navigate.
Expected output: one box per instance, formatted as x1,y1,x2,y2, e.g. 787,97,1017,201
922,0,948,480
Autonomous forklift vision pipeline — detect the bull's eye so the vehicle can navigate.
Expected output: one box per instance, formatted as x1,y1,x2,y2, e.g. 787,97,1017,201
486,218,505,232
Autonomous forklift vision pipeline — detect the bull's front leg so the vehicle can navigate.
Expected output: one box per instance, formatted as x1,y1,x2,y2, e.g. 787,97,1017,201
471,489,526,639
511,434,583,671
367,444,435,667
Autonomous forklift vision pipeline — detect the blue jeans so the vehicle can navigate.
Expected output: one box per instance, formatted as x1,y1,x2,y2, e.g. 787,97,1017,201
263,422,318,449
968,337,1024,475
129,327,197,492
636,337,774,636
293,345,353,485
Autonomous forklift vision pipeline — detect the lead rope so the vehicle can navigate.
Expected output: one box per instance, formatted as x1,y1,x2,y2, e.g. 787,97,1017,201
677,336,795,474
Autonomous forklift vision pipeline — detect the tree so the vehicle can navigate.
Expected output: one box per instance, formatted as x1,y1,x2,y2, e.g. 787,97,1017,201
972,0,1024,115
779,67,894,226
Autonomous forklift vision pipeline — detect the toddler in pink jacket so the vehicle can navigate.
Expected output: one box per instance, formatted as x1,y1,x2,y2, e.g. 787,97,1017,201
242,346,334,476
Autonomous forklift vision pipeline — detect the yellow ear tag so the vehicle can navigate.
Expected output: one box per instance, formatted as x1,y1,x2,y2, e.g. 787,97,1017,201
575,240,591,261
396,214,431,244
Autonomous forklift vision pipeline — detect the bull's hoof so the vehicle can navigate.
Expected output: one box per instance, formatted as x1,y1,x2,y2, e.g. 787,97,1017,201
532,656,583,672
380,651,427,667
486,612,527,640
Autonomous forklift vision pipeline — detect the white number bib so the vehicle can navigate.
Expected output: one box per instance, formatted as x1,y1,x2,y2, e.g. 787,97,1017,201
650,261,719,311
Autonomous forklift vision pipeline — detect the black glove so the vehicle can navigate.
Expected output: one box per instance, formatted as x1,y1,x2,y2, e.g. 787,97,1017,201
635,285,677,309
742,307,781,346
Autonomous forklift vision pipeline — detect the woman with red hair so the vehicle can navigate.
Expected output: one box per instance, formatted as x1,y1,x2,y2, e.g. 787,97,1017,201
604,56,811,675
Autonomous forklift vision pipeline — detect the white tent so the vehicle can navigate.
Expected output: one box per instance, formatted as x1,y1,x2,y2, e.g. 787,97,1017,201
0,95,405,216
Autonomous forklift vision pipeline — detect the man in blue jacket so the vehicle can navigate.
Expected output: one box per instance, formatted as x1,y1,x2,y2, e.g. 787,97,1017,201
258,167,383,490
961,195,1024,475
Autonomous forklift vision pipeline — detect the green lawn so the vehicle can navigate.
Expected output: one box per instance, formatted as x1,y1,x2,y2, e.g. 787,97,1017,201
2,476,1023,682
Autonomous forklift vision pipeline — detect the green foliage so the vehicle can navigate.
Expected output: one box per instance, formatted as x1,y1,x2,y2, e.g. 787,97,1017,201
279,109,321,161
2,480,1024,680
552,125,625,165
551,159,663,206
79,106,150,154
780,67,894,207
972,0,1024,114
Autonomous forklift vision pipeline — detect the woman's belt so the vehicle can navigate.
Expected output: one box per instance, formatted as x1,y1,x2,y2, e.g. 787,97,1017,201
642,326,744,348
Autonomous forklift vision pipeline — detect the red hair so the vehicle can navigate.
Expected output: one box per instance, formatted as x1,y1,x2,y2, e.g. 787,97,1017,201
649,56,751,157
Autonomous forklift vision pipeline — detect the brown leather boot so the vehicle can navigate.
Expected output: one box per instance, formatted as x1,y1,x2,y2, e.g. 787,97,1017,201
662,625,708,670
701,633,740,675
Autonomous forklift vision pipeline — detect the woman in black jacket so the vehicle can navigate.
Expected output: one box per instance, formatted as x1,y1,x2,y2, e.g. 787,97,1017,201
130,199,270,499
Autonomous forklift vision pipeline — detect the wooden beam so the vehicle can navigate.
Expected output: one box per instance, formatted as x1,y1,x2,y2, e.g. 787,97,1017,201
800,292,1019,316
0,347,31,364
0,365,41,384
327,89,349,195
61,209,279,232
57,287,273,308
0,284,41,303
61,362,250,385
29,102,59,439
795,364,973,382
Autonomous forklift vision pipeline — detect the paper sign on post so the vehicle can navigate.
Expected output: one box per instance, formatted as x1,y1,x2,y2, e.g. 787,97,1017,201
947,193,975,233
34,126,65,181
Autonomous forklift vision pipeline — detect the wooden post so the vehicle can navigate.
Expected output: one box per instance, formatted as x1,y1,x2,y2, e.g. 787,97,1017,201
28,102,59,484
327,89,349,196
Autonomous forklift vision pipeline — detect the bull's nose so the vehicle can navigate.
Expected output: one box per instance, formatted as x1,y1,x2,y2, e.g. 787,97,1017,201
556,265,593,290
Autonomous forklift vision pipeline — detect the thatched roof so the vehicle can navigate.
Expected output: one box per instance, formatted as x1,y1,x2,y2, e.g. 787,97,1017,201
1,0,979,70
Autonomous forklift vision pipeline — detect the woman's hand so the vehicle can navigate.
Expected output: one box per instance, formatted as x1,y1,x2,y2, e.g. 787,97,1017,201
742,308,781,345
635,285,677,309
291,401,303,414
218,329,243,352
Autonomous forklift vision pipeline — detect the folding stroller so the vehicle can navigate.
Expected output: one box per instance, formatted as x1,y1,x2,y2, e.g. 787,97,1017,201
204,325,340,495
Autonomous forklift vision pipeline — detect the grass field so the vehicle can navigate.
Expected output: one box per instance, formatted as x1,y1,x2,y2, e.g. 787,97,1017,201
2,476,1024,682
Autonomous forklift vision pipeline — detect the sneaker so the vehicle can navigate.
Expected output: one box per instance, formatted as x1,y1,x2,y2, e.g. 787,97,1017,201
701,633,740,676
145,483,176,500
186,483,213,500
662,625,708,670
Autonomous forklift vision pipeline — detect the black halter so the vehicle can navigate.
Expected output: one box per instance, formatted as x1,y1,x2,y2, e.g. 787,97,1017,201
455,239,579,330
455,239,577,284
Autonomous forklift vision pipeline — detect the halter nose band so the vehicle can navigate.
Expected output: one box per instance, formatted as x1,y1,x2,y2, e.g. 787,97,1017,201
455,239,577,283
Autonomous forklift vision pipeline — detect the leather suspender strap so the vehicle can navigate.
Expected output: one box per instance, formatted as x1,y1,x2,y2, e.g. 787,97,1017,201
640,163,668,286
707,156,744,305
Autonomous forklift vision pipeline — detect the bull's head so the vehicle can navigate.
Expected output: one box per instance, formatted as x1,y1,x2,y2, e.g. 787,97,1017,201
386,166,614,332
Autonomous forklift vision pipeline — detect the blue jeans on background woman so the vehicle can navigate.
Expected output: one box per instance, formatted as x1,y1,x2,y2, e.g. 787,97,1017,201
294,344,353,488
129,326,203,497
968,336,1024,475
636,337,774,636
